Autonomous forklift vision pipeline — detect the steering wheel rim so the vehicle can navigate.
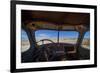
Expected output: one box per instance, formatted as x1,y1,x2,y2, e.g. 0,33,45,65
36,39,55,45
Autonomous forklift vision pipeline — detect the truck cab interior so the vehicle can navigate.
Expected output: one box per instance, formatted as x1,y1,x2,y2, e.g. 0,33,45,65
21,10,90,63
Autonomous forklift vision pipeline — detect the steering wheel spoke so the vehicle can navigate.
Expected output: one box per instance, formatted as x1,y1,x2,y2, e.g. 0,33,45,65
35,39,56,61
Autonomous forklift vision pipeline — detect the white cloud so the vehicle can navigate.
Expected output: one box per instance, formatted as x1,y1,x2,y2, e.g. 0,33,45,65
38,34,48,37
36,33,49,41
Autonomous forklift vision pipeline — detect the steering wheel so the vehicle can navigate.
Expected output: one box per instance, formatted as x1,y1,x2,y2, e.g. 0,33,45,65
36,39,56,61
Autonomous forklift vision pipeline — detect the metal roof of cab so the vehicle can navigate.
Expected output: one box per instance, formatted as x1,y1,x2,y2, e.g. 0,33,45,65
21,10,90,31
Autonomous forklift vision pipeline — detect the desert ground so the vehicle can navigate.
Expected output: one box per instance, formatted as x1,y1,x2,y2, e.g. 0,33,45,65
21,38,90,52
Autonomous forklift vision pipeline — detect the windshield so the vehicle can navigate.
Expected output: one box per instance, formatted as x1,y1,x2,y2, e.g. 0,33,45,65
59,31,79,44
35,30,57,45
35,30,79,45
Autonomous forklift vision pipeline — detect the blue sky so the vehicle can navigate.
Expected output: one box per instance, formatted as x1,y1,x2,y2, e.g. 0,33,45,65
35,30,78,39
84,31,90,38
21,30,29,41
21,30,90,41
35,30,90,39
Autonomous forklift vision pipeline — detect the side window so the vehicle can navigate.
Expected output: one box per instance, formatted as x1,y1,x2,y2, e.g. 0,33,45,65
81,31,90,49
21,29,30,52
